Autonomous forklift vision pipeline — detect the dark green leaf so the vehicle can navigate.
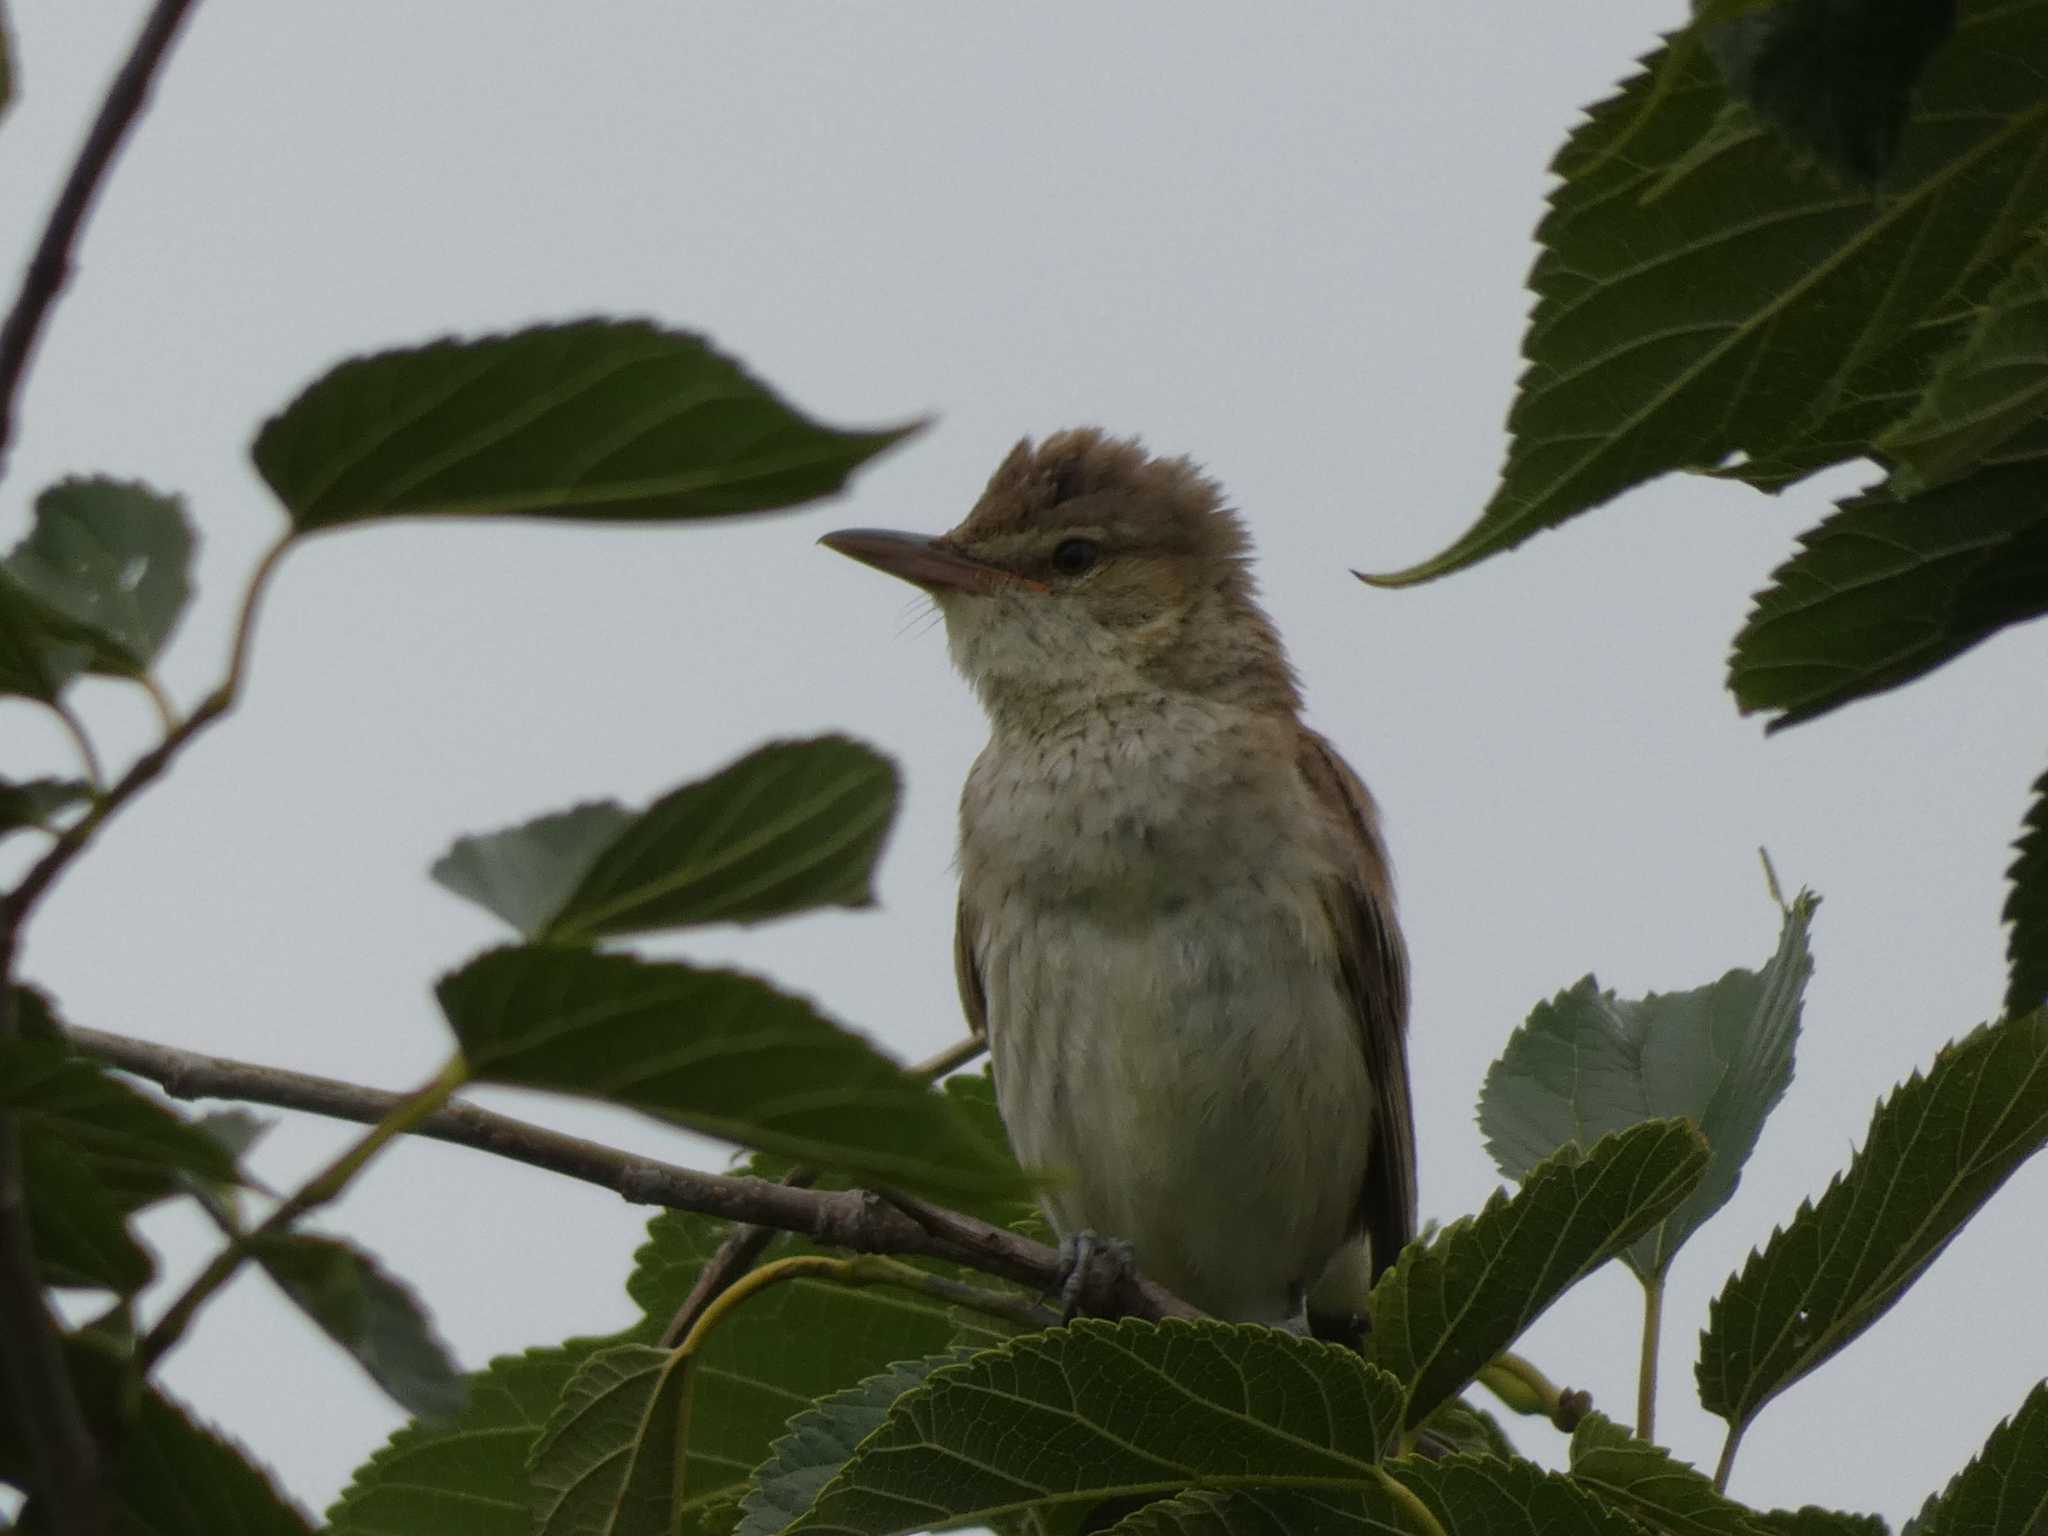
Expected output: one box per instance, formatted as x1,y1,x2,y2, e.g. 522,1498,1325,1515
431,801,633,937
1907,1381,2047,1536
1105,1487,1405,1535
1568,1411,1762,1536
1880,236,2048,492
1697,1008,2048,1439
788,1319,1407,1536
2006,767,2048,1021
737,1356,954,1536
1703,0,1955,183
1396,1453,1653,1536
1754,1510,1891,1536
327,1343,598,1536
528,1344,690,1536
0,569,95,702
1418,1400,1519,1463
432,738,899,943
439,945,1026,1199
246,1232,466,1421
3,478,194,673
1365,4,2048,585
1367,1120,1709,1430
1728,447,2048,729
252,320,918,533
17,1130,154,1291
0,776,90,841
1478,894,1814,1281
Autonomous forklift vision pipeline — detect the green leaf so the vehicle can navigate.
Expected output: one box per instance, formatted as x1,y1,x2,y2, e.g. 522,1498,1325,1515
1397,1453,1653,1536
787,1319,1407,1536
1879,235,2048,492
1367,1120,1709,1430
1754,1510,1891,1536
0,775,90,841
1702,0,1955,183
0,568,95,702
432,738,898,942
528,1344,691,1536
1417,1400,1519,1463
252,320,919,533
1568,1411,1762,1536
1478,894,1815,1282
245,1231,466,1421
1365,4,2048,585
1697,1008,2048,1440
1908,1381,2048,1536
737,1356,954,1536
17,1130,154,1292
1727,447,2048,729
2006,767,2048,1021
439,945,1026,1199
3,478,195,674
328,1343,597,1536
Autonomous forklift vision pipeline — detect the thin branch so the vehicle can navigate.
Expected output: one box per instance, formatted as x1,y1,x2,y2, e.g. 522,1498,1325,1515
0,0,201,480
64,1024,1194,1321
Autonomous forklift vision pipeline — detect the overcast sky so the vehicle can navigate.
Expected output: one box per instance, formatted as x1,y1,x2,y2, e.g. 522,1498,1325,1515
5,2,2045,1523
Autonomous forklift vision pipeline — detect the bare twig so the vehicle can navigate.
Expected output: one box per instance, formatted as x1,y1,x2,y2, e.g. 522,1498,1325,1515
0,0,201,480
64,1025,1192,1321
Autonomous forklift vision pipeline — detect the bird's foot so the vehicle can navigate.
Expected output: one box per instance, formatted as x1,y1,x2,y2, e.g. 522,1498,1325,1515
1053,1230,1136,1320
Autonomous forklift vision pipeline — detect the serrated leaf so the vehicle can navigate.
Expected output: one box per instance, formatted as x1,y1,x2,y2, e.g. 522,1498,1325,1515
433,738,898,943
1908,1380,2048,1536
432,800,634,936
2006,767,2048,1020
1418,1400,1519,1463
439,945,1026,1199
3,478,195,673
1367,1120,1709,1430
1727,447,2048,729
1366,4,2048,585
737,1356,954,1536
1697,1008,2048,1439
1703,0,1954,184
246,1231,466,1421
1396,1453,1653,1536
1568,1411,1761,1536
0,775,90,840
1755,1510,1891,1536
1478,894,1814,1282
328,1343,598,1536
1105,1486,1406,1535
788,1319,1407,1536
1880,235,2048,492
252,319,918,533
528,1344,690,1536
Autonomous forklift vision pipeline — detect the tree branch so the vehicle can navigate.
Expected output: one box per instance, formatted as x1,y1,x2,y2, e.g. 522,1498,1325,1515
63,1025,1198,1322
0,0,200,479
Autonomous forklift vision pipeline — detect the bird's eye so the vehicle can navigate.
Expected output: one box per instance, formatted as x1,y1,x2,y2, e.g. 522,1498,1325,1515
1051,538,1100,576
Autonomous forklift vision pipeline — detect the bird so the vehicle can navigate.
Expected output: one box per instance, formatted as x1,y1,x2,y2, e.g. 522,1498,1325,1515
821,428,1415,1336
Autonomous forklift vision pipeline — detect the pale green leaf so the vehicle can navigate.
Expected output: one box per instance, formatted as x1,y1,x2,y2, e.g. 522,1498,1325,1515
1697,1008,2048,1439
1478,894,1814,1281
431,801,633,937
1368,1120,1709,1430
252,320,917,533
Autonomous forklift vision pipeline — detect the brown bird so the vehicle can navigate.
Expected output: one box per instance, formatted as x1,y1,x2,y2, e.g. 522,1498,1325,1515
823,429,1415,1334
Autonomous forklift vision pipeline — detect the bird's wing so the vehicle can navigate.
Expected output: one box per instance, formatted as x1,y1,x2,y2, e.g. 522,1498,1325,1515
1296,729,1418,1283
954,890,991,1042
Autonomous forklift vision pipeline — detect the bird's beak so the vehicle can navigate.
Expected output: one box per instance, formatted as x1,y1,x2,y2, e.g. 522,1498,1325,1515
819,528,1045,595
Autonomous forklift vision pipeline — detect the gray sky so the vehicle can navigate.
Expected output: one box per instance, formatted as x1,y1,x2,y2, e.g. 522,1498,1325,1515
5,2,2044,1521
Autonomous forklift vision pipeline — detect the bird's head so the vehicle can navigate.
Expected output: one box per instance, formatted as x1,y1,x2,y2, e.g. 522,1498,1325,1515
823,429,1298,728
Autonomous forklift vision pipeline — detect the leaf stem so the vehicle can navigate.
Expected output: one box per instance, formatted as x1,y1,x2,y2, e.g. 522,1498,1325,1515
140,671,181,736
1713,1423,1743,1494
134,1053,469,1374
1637,1271,1664,1441
1374,1468,1450,1536
49,699,105,792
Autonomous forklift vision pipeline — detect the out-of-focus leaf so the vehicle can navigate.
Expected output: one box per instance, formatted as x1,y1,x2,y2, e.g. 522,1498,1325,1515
0,568,95,701
1568,1412,1760,1536
1479,894,1814,1281
1367,1120,1708,1430
252,320,918,533
1702,0,1955,183
17,1130,153,1292
787,1320,1406,1536
1754,1510,1891,1536
0,775,90,840
246,1232,466,1421
432,738,897,942
439,945,1026,1199
1728,444,2048,730
3,478,194,673
2006,767,2048,1021
1365,4,2048,586
1697,1008,2048,1440
1907,1381,2048,1536
326,1343,599,1536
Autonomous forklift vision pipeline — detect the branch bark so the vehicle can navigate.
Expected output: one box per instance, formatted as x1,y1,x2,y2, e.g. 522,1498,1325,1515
64,1025,1198,1323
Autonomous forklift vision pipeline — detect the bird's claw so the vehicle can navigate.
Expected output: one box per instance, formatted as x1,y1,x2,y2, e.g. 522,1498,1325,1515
1054,1230,1136,1320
